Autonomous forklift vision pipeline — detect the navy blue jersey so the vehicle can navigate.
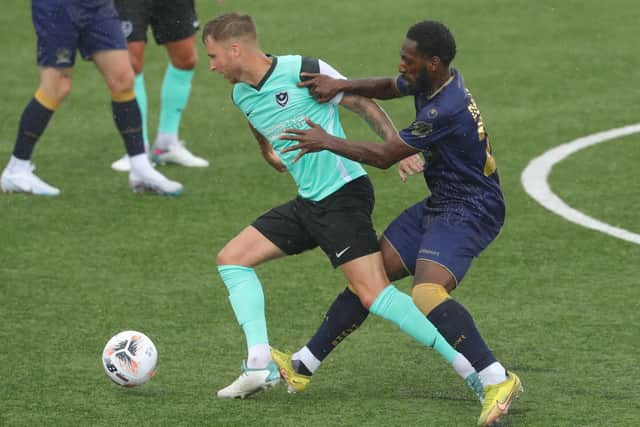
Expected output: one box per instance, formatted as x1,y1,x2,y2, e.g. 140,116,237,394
396,69,504,226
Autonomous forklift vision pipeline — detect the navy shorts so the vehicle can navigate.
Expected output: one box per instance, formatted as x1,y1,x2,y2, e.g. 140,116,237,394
252,176,380,268
115,0,199,44
32,0,126,67
383,199,502,284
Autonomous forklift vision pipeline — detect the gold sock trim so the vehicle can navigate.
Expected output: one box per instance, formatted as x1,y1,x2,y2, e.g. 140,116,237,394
111,89,136,103
347,283,359,295
34,89,58,111
411,282,450,316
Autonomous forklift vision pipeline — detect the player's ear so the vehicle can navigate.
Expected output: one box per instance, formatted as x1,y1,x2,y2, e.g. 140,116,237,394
229,41,241,57
427,55,441,71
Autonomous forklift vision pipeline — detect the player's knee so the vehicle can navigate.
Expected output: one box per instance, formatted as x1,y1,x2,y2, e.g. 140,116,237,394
55,79,72,102
357,293,377,310
171,53,198,71
130,57,144,75
411,283,450,316
216,247,234,267
40,78,71,104
105,68,135,94
349,282,382,309
216,243,248,267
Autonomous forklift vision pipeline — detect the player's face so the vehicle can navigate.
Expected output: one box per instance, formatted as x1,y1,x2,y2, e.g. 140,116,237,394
205,37,240,84
398,38,431,92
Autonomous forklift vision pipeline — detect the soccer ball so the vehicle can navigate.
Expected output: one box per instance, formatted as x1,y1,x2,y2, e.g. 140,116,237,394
102,330,158,387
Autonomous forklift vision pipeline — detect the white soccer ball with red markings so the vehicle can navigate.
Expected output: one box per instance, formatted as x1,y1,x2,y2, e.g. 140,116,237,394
102,330,158,387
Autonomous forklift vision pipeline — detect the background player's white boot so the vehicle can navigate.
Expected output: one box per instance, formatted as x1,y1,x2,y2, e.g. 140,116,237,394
111,154,130,172
151,141,209,167
1,162,60,196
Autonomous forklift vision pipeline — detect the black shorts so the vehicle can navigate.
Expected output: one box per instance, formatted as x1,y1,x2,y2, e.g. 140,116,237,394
115,0,198,44
253,176,380,268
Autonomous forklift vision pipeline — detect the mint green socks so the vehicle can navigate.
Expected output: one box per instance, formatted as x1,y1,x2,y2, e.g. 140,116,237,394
158,63,194,137
133,73,149,147
369,285,459,363
217,265,269,348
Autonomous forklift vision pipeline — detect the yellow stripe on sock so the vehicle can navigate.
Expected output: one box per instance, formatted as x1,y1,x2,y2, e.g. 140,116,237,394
411,282,450,316
111,89,136,103
347,283,359,295
34,89,58,111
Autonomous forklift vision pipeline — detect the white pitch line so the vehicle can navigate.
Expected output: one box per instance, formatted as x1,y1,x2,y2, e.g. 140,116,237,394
521,124,640,245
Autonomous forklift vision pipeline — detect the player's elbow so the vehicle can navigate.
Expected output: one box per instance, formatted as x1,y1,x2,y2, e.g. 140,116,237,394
372,148,398,169
376,158,396,169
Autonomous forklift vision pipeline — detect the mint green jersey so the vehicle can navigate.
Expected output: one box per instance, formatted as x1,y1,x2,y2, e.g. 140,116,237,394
232,55,367,201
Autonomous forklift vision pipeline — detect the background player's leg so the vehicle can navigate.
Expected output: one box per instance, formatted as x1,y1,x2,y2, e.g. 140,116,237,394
152,36,208,167
1,67,72,196
111,42,149,172
93,50,182,196
128,41,149,145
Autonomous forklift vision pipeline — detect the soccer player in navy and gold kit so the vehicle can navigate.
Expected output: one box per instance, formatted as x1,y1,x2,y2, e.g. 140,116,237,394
279,20,522,427
0,0,182,196
202,13,480,404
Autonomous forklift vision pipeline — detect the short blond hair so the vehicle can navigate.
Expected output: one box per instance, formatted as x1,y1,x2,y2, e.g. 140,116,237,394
202,13,257,43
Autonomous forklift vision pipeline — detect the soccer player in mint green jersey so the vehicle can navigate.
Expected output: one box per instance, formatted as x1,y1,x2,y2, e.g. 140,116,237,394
202,13,480,404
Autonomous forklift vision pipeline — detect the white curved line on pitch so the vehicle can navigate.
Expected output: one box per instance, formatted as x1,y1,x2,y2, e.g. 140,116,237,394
521,124,640,245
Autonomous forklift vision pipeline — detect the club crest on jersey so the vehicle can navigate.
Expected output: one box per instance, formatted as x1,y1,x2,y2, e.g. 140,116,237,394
55,48,72,65
275,92,289,107
410,121,433,137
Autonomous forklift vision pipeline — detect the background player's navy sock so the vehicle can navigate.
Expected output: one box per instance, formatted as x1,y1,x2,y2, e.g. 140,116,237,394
12,95,55,160
111,92,145,157
427,299,497,372
301,287,369,372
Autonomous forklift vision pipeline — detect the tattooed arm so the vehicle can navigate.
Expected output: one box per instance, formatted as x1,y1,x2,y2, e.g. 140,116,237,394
280,94,418,169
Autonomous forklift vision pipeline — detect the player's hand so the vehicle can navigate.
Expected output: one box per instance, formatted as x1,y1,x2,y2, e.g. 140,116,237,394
298,73,342,103
398,154,424,182
280,117,332,163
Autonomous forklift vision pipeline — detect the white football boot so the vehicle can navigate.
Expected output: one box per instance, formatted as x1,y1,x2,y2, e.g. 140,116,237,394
151,141,209,167
111,154,131,172
128,168,183,196
1,165,60,196
217,361,281,399
111,152,156,172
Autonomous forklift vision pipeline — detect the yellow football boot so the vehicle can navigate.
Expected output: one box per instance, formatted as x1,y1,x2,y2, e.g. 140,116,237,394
270,347,311,393
477,371,523,426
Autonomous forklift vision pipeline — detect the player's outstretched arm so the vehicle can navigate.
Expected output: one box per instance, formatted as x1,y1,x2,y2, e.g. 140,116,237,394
247,122,287,172
280,116,418,169
299,73,402,102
